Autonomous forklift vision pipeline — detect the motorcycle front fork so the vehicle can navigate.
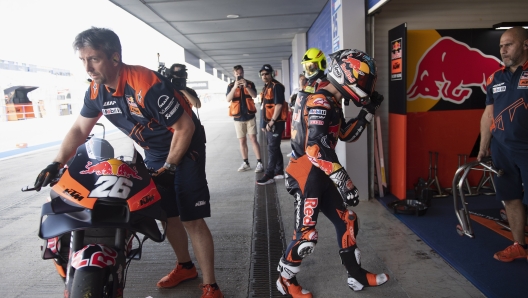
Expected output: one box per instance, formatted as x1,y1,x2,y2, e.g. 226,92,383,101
64,229,127,298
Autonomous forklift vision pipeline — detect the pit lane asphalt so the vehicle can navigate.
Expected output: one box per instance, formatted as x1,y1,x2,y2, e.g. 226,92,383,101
0,99,483,297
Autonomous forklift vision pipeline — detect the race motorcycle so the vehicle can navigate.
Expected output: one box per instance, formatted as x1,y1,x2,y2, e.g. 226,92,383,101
22,128,166,298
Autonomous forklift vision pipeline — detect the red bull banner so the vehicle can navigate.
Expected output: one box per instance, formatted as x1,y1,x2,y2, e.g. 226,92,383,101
405,29,503,190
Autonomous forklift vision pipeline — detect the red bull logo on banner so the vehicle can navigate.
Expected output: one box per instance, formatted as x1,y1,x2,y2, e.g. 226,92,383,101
80,160,142,180
408,37,501,104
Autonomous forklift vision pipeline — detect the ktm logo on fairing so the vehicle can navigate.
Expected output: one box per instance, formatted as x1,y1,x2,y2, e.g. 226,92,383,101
64,188,84,201
139,194,154,206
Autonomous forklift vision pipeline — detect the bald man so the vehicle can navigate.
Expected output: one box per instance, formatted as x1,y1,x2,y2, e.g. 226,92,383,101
478,26,528,262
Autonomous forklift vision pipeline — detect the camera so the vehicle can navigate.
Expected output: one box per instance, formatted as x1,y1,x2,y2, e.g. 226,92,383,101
157,62,171,78
171,78,186,90
236,75,242,81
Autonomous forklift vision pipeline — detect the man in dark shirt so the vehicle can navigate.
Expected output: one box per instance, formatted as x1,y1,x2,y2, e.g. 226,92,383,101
478,26,528,263
226,65,263,172
33,27,223,298
256,64,287,185
169,63,202,109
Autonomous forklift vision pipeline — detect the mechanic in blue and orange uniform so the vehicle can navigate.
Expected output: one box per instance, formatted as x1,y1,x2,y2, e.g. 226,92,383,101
478,26,528,263
275,49,389,298
301,48,331,94
33,27,223,298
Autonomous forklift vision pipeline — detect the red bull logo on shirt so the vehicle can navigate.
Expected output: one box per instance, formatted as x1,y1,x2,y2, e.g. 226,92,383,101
408,36,501,104
80,160,142,180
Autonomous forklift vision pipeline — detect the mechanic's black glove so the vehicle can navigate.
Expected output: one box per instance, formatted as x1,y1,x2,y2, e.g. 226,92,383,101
329,167,359,207
362,91,384,114
34,162,63,191
151,167,175,189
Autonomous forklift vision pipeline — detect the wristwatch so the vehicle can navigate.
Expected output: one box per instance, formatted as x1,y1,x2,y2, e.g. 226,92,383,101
163,162,177,171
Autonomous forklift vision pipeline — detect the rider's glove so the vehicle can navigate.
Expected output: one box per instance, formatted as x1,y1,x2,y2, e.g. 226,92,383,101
358,91,384,123
34,162,63,191
329,168,359,207
363,91,384,114
151,167,175,189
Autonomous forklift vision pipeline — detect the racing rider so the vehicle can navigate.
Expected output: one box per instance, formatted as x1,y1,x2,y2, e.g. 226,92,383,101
301,47,330,93
276,49,388,298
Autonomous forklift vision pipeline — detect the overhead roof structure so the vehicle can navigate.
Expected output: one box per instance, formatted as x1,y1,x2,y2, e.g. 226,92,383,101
109,0,328,86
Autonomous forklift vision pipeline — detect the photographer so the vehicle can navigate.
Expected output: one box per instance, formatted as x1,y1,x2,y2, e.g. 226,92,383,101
226,65,263,173
166,63,202,108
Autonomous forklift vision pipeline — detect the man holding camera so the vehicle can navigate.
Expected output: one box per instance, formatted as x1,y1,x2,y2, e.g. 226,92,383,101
169,63,202,109
226,65,263,173
256,64,287,185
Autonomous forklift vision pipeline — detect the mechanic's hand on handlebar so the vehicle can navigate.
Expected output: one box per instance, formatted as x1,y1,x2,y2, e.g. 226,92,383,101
151,167,175,189
329,168,360,207
34,162,63,191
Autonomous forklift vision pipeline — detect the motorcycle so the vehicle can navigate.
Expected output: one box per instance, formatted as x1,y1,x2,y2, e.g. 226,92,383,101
22,125,166,298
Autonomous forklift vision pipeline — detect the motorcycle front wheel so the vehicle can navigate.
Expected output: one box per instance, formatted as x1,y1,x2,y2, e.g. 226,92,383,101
70,267,114,298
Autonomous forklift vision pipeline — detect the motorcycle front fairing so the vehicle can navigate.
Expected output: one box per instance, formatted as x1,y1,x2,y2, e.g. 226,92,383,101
39,138,166,242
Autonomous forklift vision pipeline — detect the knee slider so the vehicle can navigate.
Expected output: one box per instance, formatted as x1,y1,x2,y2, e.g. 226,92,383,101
297,239,316,258
291,228,317,261
277,258,300,279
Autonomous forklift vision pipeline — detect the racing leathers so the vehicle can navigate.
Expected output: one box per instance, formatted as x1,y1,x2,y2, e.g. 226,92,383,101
278,89,388,292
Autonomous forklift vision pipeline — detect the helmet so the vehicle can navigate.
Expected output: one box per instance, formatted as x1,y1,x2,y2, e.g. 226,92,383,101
326,49,377,107
301,48,327,79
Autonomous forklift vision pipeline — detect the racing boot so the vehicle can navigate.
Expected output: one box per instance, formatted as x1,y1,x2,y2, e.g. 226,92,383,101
276,258,312,297
339,246,389,291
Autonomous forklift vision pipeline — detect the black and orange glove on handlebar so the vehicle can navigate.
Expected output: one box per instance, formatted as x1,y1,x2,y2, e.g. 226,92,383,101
34,162,63,191
151,167,175,189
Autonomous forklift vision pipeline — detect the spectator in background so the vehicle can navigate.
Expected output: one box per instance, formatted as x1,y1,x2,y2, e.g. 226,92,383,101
289,74,307,111
226,65,264,173
256,64,287,185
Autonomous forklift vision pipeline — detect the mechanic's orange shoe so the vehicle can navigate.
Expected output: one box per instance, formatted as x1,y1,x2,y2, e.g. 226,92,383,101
201,284,224,298
493,242,527,262
276,276,312,298
157,263,198,288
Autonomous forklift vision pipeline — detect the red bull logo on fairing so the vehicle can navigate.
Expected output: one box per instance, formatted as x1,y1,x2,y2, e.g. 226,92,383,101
408,37,501,104
80,160,142,180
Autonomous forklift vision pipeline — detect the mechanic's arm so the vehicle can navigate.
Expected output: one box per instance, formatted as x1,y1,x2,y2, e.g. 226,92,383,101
477,104,494,161
165,111,195,165
55,115,100,164
180,89,201,108
34,114,100,190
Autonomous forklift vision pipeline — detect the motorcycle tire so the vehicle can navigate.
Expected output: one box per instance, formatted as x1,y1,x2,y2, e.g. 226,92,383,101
70,267,113,298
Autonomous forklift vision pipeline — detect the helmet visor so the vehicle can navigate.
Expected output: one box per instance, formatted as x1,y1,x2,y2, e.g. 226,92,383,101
303,62,318,77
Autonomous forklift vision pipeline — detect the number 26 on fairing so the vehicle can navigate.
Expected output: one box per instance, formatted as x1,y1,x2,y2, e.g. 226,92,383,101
89,176,133,199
